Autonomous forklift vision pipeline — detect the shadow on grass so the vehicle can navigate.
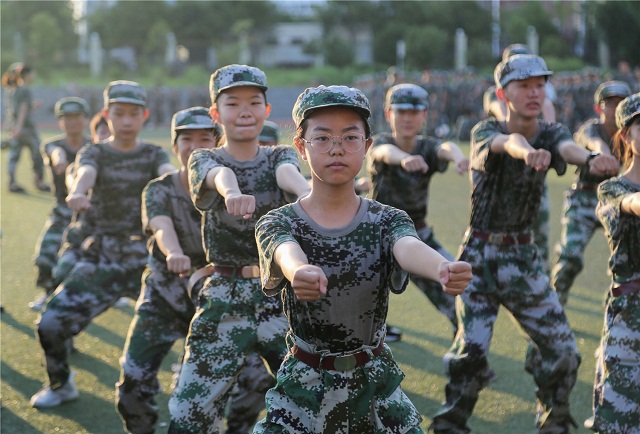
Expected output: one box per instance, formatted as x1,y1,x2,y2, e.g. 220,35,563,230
0,406,41,434
0,310,37,340
82,321,129,352
0,361,44,401
68,351,121,389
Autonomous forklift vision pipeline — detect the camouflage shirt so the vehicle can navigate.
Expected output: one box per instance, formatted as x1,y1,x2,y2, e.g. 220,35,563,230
469,119,570,232
189,145,299,266
596,176,640,284
77,141,170,236
573,118,617,185
256,198,417,353
12,85,36,132
41,136,92,206
142,171,207,268
368,134,448,224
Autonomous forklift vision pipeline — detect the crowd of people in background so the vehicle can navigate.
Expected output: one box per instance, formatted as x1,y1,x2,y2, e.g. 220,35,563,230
2,47,639,434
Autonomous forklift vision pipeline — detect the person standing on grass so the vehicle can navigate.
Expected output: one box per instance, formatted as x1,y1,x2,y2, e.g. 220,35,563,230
430,54,620,434
551,81,628,306
30,97,92,313
367,83,469,342
168,64,310,433
31,80,174,409
253,84,472,433
586,92,640,434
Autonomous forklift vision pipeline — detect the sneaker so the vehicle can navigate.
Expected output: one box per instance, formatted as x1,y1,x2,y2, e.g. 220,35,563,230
114,297,131,308
385,325,403,343
28,294,48,311
35,181,51,193
9,182,25,193
583,416,595,430
30,372,79,408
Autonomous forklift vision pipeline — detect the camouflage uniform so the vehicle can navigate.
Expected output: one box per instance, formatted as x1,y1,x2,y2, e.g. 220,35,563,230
8,83,46,187
34,98,92,296
590,176,640,434
259,120,280,146
368,132,457,333
36,81,171,392
254,200,423,433
168,64,294,434
551,82,631,305
431,56,582,434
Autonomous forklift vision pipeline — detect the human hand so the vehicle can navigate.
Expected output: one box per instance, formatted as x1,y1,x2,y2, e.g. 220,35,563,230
401,155,429,173
589,154,620,177
291,264,328,302
66,192,91,212
438,261,472,296
166,252,191,276
225,193,255,219
524,149,551,171
455,157,470,175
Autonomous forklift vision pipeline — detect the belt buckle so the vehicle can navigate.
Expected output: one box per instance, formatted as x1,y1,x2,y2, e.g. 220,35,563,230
241,265,260,279
488,233,506,244
333,354,357,371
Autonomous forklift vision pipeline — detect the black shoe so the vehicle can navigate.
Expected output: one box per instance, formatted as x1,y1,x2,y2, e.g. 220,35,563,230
35,182,50,192
385,325,403,343
9,182,26,193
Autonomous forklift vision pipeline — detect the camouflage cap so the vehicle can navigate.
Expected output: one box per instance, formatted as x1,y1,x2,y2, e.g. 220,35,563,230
209,64,268,102
386,83,429,110
502,43,531,62
54,97,90,117
103,80,147,107
292,85,371,128
615,92,640,130
171,106,218,144
259,120,280,143
494,54,553,89
594,80,632,105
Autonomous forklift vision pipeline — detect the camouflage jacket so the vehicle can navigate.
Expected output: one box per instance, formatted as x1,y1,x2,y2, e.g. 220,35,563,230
573,118,618,185
41,135,92,206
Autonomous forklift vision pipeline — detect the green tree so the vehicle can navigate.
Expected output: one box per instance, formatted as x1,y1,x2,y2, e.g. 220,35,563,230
144,20,172,64
593,1,640,66
27,12,63,77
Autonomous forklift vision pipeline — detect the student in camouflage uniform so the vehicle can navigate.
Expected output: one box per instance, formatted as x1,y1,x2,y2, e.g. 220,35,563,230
253,85,472,433
30,97,92,312
31,81,175,409
430,55,620,434
168,65,310,433
367,83,469,340
6,63,49,193
587,93,640,434
551,81,629,305
258,120,280,147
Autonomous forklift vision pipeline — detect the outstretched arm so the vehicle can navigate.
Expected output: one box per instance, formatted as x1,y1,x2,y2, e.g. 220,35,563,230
392,236,472,295
276,163,311,199
369,144,429,173
274,241,327,302
204,166,255,219
149,215,191,275
66,164,97,212
438,141,469,174
621,192,640,216
490,133,551,172
558,140,619,177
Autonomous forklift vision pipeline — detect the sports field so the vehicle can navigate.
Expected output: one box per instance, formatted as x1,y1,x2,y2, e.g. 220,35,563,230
1,128,610,433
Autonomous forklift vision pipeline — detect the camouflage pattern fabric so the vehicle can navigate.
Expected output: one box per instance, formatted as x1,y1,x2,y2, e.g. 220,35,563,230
170,106,218,145
188,145,299,266
51,216,94,288
431,118,581,433
494,55,553,89
54,97,90,117
292,85,370,128
551,119,615,304
209,64,268,102
37,234,149,389
534,181,551,272
386,83,429,110
368,134,457,332
104,80,147,107
430,237,581,434
41,136,91,206
76,142,170,236
615,93,640,130
254,199,423,431
169,145,299,432
589,176,640,433
8,128,44,184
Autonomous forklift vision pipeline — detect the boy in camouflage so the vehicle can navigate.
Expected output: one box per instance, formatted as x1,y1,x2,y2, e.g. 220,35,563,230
30,97,92,312
587,92,640,434
430,55,620,434
368,83,469,340
253,85,472,433
168,65,310,433
31,81,175,409
551,81,629,305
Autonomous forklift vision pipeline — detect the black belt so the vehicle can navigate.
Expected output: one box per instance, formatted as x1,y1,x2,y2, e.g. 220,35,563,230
612,279,640,297
292,340,385,371
468,229,532,245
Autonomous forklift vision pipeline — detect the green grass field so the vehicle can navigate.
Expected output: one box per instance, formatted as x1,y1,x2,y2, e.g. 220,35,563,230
1,128,611,433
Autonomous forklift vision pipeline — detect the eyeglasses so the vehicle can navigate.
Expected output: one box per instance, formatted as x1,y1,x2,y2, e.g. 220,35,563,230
301,133,366,154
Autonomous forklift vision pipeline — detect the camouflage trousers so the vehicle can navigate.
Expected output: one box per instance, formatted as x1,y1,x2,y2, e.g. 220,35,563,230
533,181,551,272
254,336,423,434
413,225,457,335
51,219,92,288
7,130,44,182
590,290,640,434
36,234,147,389
34,205,73,292
117,263,273,434
430,235,581,434
551,189,601,306
168,274,287,434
